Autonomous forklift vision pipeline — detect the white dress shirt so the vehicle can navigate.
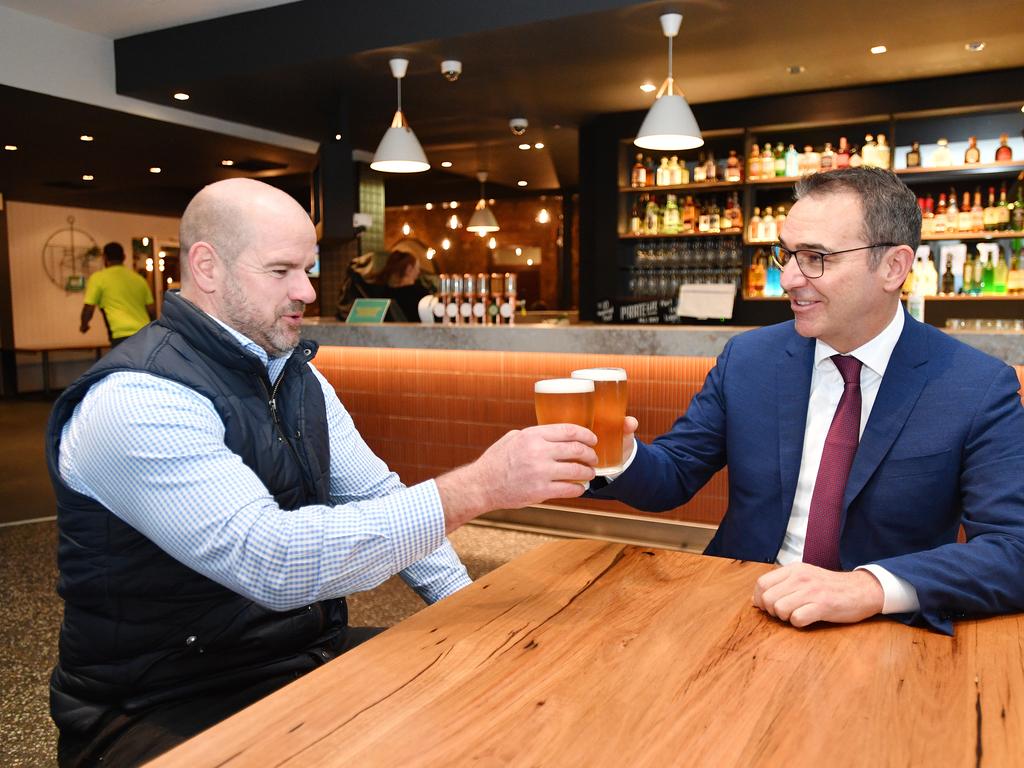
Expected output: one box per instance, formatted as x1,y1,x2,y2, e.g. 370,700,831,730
776,306,919,614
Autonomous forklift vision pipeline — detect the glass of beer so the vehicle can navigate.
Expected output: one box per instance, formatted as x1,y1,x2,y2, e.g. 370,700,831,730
534,378,595,431
571,368,628,475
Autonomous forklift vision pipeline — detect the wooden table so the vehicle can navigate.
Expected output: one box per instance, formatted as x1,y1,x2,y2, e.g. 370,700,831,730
149,540,1024,767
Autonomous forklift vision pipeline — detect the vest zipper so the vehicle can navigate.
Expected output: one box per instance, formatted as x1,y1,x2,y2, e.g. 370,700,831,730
258,373,313,497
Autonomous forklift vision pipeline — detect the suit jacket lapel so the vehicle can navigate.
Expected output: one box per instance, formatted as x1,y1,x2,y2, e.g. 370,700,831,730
778,332,815,519
844,313,931,509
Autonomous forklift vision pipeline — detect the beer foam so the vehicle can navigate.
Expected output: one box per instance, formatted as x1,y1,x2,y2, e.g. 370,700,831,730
534,378,594,394
571,367,627,382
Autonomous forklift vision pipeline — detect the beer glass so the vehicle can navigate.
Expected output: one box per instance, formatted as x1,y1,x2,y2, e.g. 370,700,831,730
571,368,628,475
534,378,595,431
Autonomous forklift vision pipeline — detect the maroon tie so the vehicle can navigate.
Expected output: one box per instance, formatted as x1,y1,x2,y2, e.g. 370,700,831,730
803,354,863,571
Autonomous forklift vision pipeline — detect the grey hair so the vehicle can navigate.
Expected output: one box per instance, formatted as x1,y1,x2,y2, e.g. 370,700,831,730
793,167,921,268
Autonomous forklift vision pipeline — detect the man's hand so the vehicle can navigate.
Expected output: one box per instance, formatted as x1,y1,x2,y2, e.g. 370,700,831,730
436,424,598,532
752,563,885,628
621,416,638,467
79,323,90,334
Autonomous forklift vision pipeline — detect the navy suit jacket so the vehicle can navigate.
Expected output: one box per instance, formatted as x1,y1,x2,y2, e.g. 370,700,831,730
592,312,1024,633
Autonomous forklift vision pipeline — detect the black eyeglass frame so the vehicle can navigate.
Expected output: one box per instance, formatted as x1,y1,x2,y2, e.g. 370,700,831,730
769,242,898,279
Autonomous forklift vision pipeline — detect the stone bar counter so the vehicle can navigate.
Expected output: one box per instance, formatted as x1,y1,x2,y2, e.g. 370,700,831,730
303,320,1024,547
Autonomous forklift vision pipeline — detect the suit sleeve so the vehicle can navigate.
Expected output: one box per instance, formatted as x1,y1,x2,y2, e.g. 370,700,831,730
588,340,731,512
875,363,1024,634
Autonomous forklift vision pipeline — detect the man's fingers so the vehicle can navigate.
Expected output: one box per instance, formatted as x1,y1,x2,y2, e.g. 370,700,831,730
527,423,597,445
623,416,639,435
788,603,823,628
547,440,599,467
542,481,590,500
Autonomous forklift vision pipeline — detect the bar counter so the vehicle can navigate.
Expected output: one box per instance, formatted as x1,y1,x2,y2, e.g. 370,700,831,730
303,320,1024,538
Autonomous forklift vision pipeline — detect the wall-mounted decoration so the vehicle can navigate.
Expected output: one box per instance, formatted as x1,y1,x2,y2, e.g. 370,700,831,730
42,216,100,292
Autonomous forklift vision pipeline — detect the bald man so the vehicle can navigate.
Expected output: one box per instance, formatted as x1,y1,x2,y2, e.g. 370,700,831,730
46,179,599,767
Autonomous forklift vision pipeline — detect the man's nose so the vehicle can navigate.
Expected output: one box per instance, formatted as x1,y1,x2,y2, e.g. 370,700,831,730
293,272,317,305
779,258,806,293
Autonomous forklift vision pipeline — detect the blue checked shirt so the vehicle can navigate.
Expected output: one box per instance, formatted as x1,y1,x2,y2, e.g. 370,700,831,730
58,319,471,612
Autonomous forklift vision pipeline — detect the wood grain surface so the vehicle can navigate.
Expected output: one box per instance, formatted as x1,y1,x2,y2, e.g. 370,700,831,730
148,540,1024,767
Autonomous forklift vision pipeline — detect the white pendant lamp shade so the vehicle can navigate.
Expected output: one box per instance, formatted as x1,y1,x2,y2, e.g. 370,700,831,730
634,94,703,150
371,58,430,173
634,13,703,152
466,171,500,234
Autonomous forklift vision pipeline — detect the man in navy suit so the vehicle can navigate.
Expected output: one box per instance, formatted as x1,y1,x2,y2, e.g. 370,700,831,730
593,167,1024,634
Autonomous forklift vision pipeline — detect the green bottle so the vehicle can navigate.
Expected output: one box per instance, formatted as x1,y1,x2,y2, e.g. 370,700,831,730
981,251,995,294
993,249,1009,294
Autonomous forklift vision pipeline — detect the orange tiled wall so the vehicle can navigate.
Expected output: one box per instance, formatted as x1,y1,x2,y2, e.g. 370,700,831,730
316,346,727,525
317,350,1024,527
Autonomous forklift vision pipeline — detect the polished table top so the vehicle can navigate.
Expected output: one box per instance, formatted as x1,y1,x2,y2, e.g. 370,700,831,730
149,540,1024,767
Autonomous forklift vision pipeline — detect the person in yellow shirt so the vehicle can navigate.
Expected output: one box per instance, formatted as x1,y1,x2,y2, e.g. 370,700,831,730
79,242,156,346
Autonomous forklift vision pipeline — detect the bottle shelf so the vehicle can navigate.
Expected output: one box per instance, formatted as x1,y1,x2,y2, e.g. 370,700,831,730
921,230,1024,242
620,231,743,240
896,161,1024,183
620,181,743,193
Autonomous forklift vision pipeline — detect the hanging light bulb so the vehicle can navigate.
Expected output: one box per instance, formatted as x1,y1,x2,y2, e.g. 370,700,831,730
401,222,412,236
426,248,436,260
634,13,703,151
448,214,461,230
535,207,551,224
370,58,430,173
441,238,451,250
487,236,497,249
467,171,500,234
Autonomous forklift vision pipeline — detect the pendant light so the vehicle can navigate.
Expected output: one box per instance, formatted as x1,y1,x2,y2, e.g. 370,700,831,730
467,171,500,234
371,58,430,173
634,13,703,151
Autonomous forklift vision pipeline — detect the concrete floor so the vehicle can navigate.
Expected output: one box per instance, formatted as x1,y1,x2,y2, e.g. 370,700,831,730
0,395,556,767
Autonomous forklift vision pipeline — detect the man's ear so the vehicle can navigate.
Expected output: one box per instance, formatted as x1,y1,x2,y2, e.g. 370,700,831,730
187,242,221,295
880,244,914,293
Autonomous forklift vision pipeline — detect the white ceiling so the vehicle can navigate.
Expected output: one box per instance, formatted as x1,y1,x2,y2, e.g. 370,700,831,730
0,0,298,38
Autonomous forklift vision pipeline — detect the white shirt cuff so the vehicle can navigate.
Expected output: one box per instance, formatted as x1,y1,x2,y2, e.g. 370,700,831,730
856,564,921,614
600,439,638,483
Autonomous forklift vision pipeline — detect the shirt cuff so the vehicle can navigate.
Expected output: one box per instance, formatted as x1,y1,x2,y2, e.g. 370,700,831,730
598,438,638,484
856,564,921,614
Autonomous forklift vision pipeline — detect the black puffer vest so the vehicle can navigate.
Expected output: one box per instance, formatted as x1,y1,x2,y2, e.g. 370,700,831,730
47,291,348,740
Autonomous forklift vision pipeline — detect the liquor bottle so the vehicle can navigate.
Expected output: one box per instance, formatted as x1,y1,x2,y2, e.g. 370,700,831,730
964,136,981,164
675,155,691,184
748,250,766,296
775,204,787,230
643,156,659,186
693,152,707,183
970,189,984,232
933,193,948,234
875,134,891,169
941,258,956,295
1013,186,1024,232
957,190,971,233
848,145,863,167
962,251,976,295
931,138,953,167
644,195,660,234
1008,243,1024,293
729,192,744,231
995,133,1013,162
946,190,959,232
704,152,718,182
697,199,711,233
748,206,762,242
802,145,821,175
993,249,1009,294
761,144,775,179
725,150,742,182
983,187,998,231
772,143,785,177
667,155,681,185
862,134,876,167
708,199,721,234
923,255,939,296
764,257,783,297
981,251,995,294
630,195,643,235
835,137,851,169
631,153,647,187
819,142,834,172
662,194,680,234
761,206,777,242
785,144,800,177
656,156,671,186
996,184,1011,231
748,144,761,180
922,195,935,236
905,141,922,168
682,195,697,233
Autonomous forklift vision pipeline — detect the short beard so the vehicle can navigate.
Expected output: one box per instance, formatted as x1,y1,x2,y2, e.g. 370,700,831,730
221,278,304,358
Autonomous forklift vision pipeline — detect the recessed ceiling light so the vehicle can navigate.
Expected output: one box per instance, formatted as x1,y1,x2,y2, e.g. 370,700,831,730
870,45,887,55
518,143,531,150
173,92,190,101
334,133,342,140
440,161,452,168
787,65,805,75
640,82,657,93
149,167,162,174
80,134,94,142
449,201,459,209
82,174,94,181
517,180,528,187
3,145,16,151
221,159,234,166
534,142,544,149
965,41,986,52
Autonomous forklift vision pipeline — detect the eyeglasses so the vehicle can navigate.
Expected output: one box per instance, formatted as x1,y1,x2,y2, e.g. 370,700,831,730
770,242,897,279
